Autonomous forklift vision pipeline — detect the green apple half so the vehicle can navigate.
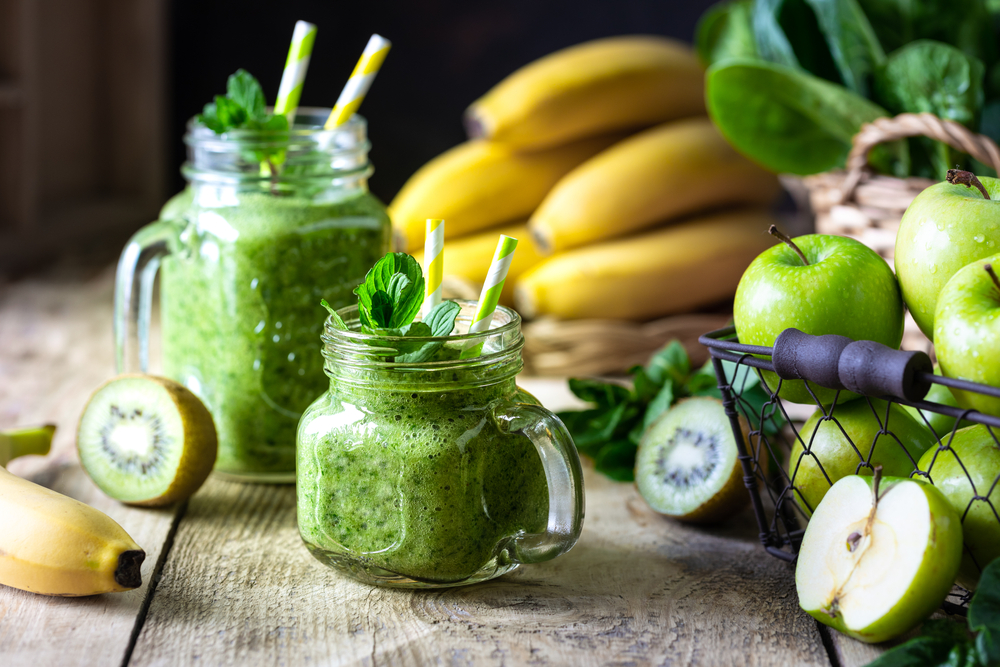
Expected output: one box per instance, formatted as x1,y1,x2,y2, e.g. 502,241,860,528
920,425,1000,590
734,233,904,405
796,474,963,643
935,255,1000,416
790,398,936,515
895,174,1000,340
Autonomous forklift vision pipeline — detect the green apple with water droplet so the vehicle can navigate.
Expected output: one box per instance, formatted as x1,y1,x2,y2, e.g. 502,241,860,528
895,171,1000,340
796,472,963,643
934,255,1000,416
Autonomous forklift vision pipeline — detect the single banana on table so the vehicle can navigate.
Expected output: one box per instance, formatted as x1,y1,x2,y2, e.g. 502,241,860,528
515,209,778,321
465,35,705,150
413,222,544,306
529,117,781,255
0,424,146,597
391,134,619,253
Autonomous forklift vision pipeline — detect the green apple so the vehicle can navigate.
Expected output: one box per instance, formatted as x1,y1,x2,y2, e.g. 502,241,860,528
920,425,1000,590
796,473,963,643
895,172,1000,340
935,255,1000,416
734,230,904,405
902,368,973,438
790,398,936,515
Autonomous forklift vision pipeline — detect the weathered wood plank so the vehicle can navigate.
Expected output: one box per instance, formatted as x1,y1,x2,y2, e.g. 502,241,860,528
0,265,179,666
129,467,830,666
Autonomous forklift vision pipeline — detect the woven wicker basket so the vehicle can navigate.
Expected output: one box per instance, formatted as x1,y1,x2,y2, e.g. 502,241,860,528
800,112,1000,352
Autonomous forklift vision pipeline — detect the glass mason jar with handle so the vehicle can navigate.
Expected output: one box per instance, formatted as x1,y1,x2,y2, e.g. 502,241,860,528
297,301,585,587
115,109,391,483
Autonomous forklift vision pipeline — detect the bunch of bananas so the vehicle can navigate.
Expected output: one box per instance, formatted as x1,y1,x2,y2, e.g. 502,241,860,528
393,35,781,321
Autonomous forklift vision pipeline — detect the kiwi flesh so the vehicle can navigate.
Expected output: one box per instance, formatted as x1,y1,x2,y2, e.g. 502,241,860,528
77,374,217,507
635,397,750,524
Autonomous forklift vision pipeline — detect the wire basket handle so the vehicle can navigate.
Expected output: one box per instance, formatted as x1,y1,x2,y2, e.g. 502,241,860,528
841,112,1000,202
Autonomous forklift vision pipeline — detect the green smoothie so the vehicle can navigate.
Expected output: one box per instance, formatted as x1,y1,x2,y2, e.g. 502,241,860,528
296,377,550,584
161,188,390,476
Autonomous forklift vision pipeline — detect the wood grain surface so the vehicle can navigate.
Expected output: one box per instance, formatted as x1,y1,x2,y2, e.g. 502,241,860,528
0,264,904,667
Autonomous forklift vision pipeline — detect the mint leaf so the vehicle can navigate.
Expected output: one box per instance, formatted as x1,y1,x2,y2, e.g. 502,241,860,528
643,379,675,430
227,69,266,120
422,301,461,337
863,636,965,667
567,378,631,407
320,299,348,330
646,340,691,386
970,559,1000,665
213,95,247,128
369,292,394,330
355,253,425,330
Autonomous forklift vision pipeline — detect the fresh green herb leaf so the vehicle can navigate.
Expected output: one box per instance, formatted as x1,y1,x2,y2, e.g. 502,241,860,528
643,379,675,431
593,440,638,482
645,340,691,387
226,69,266,120
863,636,966,667
696,0,759,67
567,378,631,408
707,58,907,175
320,299,348,330
422,300,462,337
394,302,461,364
354,253,426,331
804,0,885,97
970,559,1000,665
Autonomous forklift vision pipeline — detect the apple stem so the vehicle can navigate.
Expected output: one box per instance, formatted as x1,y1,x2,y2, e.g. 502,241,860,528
947,169,991,200
768,225,810,266
986,264,1000,293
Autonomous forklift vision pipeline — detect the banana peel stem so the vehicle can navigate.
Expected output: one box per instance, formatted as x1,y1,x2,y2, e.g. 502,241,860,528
1,424,56,466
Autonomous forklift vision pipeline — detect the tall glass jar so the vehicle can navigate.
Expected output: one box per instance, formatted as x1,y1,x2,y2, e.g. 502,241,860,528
115,109,391,482
297,302,585,587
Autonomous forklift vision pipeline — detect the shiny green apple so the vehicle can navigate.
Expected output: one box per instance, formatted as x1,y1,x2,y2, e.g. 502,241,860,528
920,425,1000,589
934,255,1000,416
734,232,905,405
902,368,973,438
790,398,936,515
796,474,962,643
895,174,1000,340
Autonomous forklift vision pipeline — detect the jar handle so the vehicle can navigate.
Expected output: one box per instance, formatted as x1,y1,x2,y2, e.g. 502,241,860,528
492,402,585,564
114,220,175,374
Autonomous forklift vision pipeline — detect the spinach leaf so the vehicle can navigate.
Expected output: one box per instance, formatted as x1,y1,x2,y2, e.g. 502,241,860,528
707,58,907,175
753,0,843,84
874,40,985,178
696,0,759,67
804,0,885,97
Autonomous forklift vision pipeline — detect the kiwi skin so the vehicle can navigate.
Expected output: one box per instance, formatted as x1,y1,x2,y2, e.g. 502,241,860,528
78,374,218,508
637,398,753,525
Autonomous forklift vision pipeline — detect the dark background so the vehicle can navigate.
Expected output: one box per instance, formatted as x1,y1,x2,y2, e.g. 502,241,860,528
170,0,715,204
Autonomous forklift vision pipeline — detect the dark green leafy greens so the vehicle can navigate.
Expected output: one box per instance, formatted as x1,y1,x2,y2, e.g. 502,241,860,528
557,340,785,482
698,0,1000,178
322,253,462,363
865,559,1000,667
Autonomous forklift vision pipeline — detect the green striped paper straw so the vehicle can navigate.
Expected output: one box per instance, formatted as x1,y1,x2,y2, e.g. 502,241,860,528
469,235,518,335
324,34,392,129
423,219,444,315
274,21,318,124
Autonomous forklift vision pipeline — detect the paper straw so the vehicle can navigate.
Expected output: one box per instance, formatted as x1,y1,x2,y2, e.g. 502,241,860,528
423,219,444,315
469,235,518,335
273,21,318,125
324,34,392,129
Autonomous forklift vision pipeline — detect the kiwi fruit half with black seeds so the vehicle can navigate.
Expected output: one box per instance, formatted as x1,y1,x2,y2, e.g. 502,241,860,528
77,375,217,507
635,397,750,524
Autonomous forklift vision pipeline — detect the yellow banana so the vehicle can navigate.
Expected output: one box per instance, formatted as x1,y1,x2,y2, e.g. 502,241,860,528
465,35,705,150
0,425,146,597
413,222,544,306
390,134,619,253
515,209,777,321
528,117,781,255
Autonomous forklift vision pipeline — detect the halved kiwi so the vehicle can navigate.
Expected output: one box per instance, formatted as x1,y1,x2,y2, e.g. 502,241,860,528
77,374,217,507
635,397,750,524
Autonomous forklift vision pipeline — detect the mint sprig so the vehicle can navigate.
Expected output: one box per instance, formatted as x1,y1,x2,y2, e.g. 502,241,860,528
198,70,289,134
321,253,462,363
557,340,785,482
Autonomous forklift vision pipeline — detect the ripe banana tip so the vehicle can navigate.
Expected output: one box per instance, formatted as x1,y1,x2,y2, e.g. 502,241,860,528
115,549,146,589
528,224,553,256
462,106,488,140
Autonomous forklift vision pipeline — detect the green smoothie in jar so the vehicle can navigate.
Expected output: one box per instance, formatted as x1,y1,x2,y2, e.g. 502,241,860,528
115,97,390,482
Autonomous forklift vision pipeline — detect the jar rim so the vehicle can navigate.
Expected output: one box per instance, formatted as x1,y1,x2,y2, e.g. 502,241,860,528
184,107,366,144
324,300,521,345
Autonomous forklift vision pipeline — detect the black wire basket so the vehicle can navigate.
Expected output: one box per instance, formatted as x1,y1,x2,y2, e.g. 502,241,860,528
699,326,1000,616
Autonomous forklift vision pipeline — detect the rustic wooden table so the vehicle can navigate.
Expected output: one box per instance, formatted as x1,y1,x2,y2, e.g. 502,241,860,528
0,264,891,666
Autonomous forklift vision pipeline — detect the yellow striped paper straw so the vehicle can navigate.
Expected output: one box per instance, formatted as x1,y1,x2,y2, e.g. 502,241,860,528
423,219,444,315
469,235,518,335
274,21,318,125
324,34,392,129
